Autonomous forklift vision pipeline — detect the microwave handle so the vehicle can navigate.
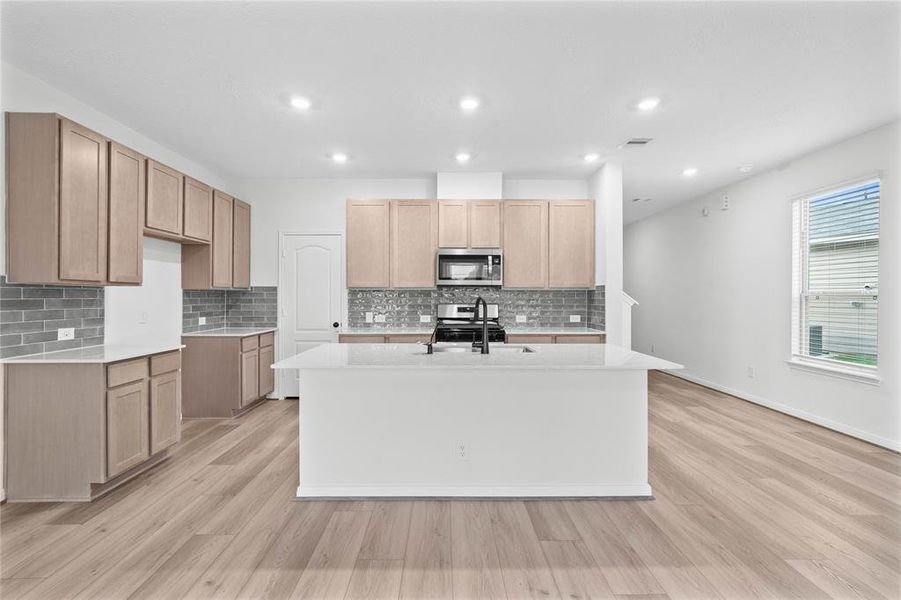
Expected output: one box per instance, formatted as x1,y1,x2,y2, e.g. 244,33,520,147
487,256,492,275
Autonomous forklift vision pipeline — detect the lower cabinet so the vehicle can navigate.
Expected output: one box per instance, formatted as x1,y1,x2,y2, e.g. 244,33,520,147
182,331,275,418
4,349,182,501
338,333,432,344
506,333,605,344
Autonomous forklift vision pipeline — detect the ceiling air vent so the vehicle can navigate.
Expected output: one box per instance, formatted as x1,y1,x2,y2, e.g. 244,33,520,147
623,137,653,146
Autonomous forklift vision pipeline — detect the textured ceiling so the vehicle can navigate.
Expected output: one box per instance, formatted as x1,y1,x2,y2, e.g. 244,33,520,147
2,1,898,222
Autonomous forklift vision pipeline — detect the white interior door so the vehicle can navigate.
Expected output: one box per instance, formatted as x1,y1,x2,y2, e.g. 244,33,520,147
278,233,343,397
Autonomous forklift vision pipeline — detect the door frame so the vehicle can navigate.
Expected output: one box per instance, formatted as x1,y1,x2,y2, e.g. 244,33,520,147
276,231,346,398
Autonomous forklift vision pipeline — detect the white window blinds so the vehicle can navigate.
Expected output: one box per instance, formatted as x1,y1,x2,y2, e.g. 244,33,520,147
791,179,879,370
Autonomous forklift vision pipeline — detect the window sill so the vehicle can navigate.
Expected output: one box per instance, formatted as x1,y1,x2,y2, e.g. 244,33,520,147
786,358,881,386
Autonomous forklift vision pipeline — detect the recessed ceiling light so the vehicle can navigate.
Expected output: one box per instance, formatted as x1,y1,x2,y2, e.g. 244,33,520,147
682,167,698,177
738,165,754,173
290,96,312,111
637,97,660,111
459,96,480,112
584,153,600,163
331,152,348,164
456,152,471,164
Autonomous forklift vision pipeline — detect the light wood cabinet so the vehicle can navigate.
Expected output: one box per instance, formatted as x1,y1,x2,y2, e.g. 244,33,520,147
232,199,251,288
386,334,432,343
505,334,556,344
469,201,502,248
338,334,387,343
108,143,145,284
549,200,595,288
437,200,502,249
4,349,182,501
347,200,391,288
145,160,184,236
106,379,150,478
59,118,109,283
150,370,181,454
391,200,438,288
183,177,213,242
438,201,468,248
182,332,274,418
502,200,548,288
212,191,235,287
506,333,605,344
555,334,605,344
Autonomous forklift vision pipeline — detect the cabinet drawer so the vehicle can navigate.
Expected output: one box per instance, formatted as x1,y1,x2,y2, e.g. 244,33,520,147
506,334,555,344
107,358,148,388
386,334,431,344
555,334,605,344
339,334,386,343
150,350,181,376
259,332,274,348
241,336,259,352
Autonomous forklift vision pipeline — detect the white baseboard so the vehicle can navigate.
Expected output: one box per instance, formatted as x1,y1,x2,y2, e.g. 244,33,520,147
0,488,5,503
297,483,653,498
667,371,900,452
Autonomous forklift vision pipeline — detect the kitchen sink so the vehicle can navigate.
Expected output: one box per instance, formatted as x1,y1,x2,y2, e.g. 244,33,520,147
427,345,535,354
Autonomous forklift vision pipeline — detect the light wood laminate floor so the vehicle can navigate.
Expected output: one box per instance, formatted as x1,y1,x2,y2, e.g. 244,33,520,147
1,372,899,599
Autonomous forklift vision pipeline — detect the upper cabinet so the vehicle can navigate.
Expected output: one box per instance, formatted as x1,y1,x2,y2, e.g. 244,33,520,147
145,160,184,237
108,143,145,284
548,200,595,288
232,199,251,289
502,200,549,288
437,200,501,249
183,177,213,242
391,200,438,288
346,200,391,288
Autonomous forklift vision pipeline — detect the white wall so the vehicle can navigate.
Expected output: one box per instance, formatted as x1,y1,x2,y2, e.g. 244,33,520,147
243,177,589,286
624,121,900,449
589,162,624,343
104,238,183,347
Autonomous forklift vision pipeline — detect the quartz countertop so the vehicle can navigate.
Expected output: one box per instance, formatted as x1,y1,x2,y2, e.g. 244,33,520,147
182,327,277,337
272,342,681,371
1,343,185,364
338,326,605,335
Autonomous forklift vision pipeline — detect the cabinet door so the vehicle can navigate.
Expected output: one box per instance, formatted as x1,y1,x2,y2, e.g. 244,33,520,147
438,200,468,248
108,143,144,284
258,344,274,398
146,160,184,235
391,200,438,288
240,349,259,406
346,200,390,288
549,200,595,288
502,201,548,288
59,118,108,282
232,199,251,288
150,370,181,453
469,200,502,248
183,177,213,242
555,334,605,344
106,380,150,478
212,191,234,288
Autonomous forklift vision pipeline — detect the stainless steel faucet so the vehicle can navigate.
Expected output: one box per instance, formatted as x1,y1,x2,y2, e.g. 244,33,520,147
473,296,490,354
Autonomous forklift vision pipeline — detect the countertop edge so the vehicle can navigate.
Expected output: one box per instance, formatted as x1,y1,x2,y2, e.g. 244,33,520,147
182,327,278,337
1,343,186,364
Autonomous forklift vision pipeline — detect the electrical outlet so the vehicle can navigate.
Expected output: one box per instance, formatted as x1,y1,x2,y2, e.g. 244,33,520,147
747,366,755,378
139,311,148,324
420,315,432,323
455,441,468,461
365,311,374,323
721,194,730,211
374,314,386,323
515,315,527,323
57,327,75,341
569,314,581,323
198,316,207,326
650,343,655,353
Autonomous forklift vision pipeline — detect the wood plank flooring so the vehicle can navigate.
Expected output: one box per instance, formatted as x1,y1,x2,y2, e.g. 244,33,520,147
1,372,898,599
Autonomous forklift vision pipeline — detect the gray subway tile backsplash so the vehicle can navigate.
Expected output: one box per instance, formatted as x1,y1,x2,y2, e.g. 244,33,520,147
0,276,105,358
348,286,605,329
182,287,278,332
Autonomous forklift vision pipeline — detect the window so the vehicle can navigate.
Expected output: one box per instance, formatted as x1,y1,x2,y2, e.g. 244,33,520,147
791,179,879,377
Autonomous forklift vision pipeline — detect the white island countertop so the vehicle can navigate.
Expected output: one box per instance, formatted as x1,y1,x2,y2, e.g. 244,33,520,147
182,327,277,337
273,342,681,371
1,343,185,364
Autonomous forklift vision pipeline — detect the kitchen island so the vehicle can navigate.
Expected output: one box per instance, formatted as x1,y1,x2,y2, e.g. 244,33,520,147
273,342,681,498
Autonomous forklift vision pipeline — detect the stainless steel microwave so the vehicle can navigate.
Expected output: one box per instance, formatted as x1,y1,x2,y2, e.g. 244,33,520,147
436,248,503,286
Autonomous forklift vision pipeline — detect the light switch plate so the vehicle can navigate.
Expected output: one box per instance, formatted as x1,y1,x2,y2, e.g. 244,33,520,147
515,315,527,323
365,311,373,323
569,314,582,323
198,316,207,325
57,327,75,341
374,314,386,323
419,315,432,323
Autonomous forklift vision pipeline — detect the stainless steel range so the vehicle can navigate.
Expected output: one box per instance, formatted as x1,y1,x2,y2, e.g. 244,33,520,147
433,303,506,344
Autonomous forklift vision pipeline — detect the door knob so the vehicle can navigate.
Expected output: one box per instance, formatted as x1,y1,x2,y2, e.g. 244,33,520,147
332,322,340,328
